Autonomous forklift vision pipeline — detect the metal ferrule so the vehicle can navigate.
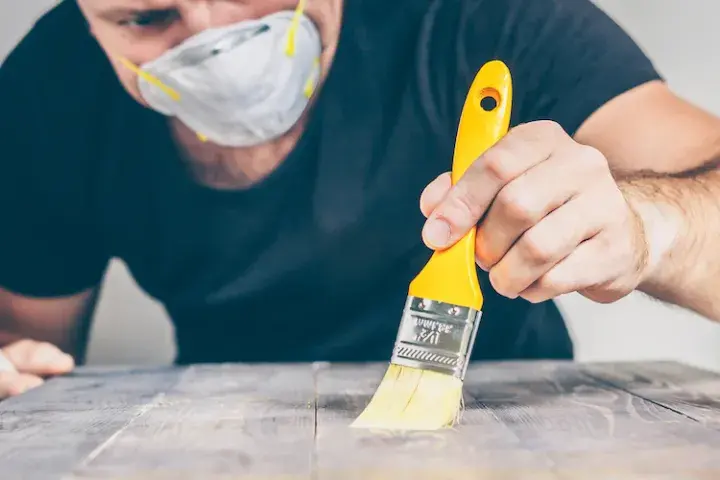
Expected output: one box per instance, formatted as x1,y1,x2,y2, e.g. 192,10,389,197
390,296,482,380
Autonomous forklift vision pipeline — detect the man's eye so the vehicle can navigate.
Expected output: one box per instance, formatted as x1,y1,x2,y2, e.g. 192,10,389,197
120,9,178,29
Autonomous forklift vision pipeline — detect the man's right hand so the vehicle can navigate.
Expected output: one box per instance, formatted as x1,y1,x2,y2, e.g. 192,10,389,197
0,339,75,399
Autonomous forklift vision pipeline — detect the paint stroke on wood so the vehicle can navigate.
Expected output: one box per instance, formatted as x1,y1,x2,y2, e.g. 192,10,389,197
315,362,555,480
0,361,719,479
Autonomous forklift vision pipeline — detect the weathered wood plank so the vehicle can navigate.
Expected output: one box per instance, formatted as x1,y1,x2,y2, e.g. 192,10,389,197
582,361,720,429
0,366,184,480
314,361,720,479
3,360,720,479
463,361,720,479
314,362,558,480
69,363,317,480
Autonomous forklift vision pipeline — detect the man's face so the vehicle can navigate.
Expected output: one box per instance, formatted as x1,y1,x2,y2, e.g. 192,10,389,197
76,0,342,106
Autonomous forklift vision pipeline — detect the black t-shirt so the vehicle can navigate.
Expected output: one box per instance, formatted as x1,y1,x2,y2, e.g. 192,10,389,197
0,0,660,364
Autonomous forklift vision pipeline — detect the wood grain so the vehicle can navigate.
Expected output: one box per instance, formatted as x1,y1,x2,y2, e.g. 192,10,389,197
582,361,720,428
315,362,556,480
0,366,183,479
70,363,317,479
463,361,720,479
1,361,719,479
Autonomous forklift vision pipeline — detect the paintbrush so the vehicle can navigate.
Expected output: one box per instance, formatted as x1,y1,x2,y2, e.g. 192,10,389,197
351,60,512,431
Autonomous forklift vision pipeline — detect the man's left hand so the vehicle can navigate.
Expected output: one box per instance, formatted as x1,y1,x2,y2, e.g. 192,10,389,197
419,120,649,304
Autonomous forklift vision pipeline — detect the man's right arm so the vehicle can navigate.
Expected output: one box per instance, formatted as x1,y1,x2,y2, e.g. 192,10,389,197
0,287,99,399
0,3,112,398
0,287,98,359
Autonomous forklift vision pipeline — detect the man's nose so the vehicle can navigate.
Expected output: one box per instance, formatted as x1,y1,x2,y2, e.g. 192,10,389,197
181,1,214,35
180,1,252,36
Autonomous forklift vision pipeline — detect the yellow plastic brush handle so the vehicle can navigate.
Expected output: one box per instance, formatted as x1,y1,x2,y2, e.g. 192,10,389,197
408,60,512,310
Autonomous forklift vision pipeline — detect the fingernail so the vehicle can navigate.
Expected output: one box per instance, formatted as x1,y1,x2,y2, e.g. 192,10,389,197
423,219,451,248
8,385,28,396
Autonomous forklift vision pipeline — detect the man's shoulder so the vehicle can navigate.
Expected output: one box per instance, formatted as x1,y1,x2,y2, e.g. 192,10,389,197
2,1,117,113
5,1,93,66
2,1,139,158
1,1,135,206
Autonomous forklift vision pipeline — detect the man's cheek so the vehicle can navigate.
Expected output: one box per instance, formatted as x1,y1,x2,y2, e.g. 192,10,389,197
117,70,148,107
88,31,147,108
105,57,148,107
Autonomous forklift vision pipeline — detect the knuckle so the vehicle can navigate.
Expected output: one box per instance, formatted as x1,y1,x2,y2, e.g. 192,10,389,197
445,185,484,221
508,122,534,137
537,270,568,296
520,229,556,263
538,269,560,290
5,339,37,360
538,120,564,135
517,120,564,141
497,185,538,224
482,146,517,184
579,145,608,170
29,349,45,366
595,232,619,257
10,339,35,351
36,341,56,352
29,343,56,363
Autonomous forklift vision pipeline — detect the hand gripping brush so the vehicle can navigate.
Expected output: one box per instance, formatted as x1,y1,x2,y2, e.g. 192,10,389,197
351,60,512,431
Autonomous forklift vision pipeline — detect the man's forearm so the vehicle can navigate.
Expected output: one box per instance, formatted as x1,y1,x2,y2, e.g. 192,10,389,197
0,287,98,361
617,161,720,321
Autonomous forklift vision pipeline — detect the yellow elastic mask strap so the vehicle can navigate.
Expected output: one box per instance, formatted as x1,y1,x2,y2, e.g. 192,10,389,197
303,57,320,98
117,57,181,102
117,57,208,141
285,0,308,57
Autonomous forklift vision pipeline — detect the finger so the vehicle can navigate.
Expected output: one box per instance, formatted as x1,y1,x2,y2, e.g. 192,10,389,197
0,371,44,399
488,189,611,298
518,233,628,303
476,144,607,269
422,121,561,249
419,172,451,218
3,340,75,376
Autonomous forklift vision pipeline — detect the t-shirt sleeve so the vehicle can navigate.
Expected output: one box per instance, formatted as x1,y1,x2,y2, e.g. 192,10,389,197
452,0,663,136
0,4,110,297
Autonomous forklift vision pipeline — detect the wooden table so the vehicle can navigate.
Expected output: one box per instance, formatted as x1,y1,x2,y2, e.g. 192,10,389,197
2,361,720,479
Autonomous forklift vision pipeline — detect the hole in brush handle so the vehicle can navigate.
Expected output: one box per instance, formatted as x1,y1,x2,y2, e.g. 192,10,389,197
479,87,500,112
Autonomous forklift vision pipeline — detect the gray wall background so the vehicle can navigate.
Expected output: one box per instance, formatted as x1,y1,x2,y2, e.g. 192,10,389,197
2,1,720,370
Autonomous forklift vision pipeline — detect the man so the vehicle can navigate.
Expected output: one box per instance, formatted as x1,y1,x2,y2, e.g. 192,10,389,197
1,0,719,399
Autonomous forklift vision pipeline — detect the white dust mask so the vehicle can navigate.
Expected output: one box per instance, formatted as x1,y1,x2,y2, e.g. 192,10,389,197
123,7,322,147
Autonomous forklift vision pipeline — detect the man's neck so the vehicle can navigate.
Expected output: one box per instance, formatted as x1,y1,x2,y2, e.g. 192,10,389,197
168,0,344,190
170,118,306,190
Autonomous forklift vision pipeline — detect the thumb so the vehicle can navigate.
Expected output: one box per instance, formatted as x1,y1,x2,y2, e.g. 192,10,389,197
421,170,491,250
3,340,75,376
419,172,452,217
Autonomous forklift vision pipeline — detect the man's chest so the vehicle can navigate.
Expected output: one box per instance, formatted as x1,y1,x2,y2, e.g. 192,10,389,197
97,97,455,311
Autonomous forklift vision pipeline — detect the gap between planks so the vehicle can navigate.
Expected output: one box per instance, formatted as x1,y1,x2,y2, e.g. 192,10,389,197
71,392,168,472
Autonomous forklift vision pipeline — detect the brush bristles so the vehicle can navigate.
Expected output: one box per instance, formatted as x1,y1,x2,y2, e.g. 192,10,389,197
350,364,464,431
